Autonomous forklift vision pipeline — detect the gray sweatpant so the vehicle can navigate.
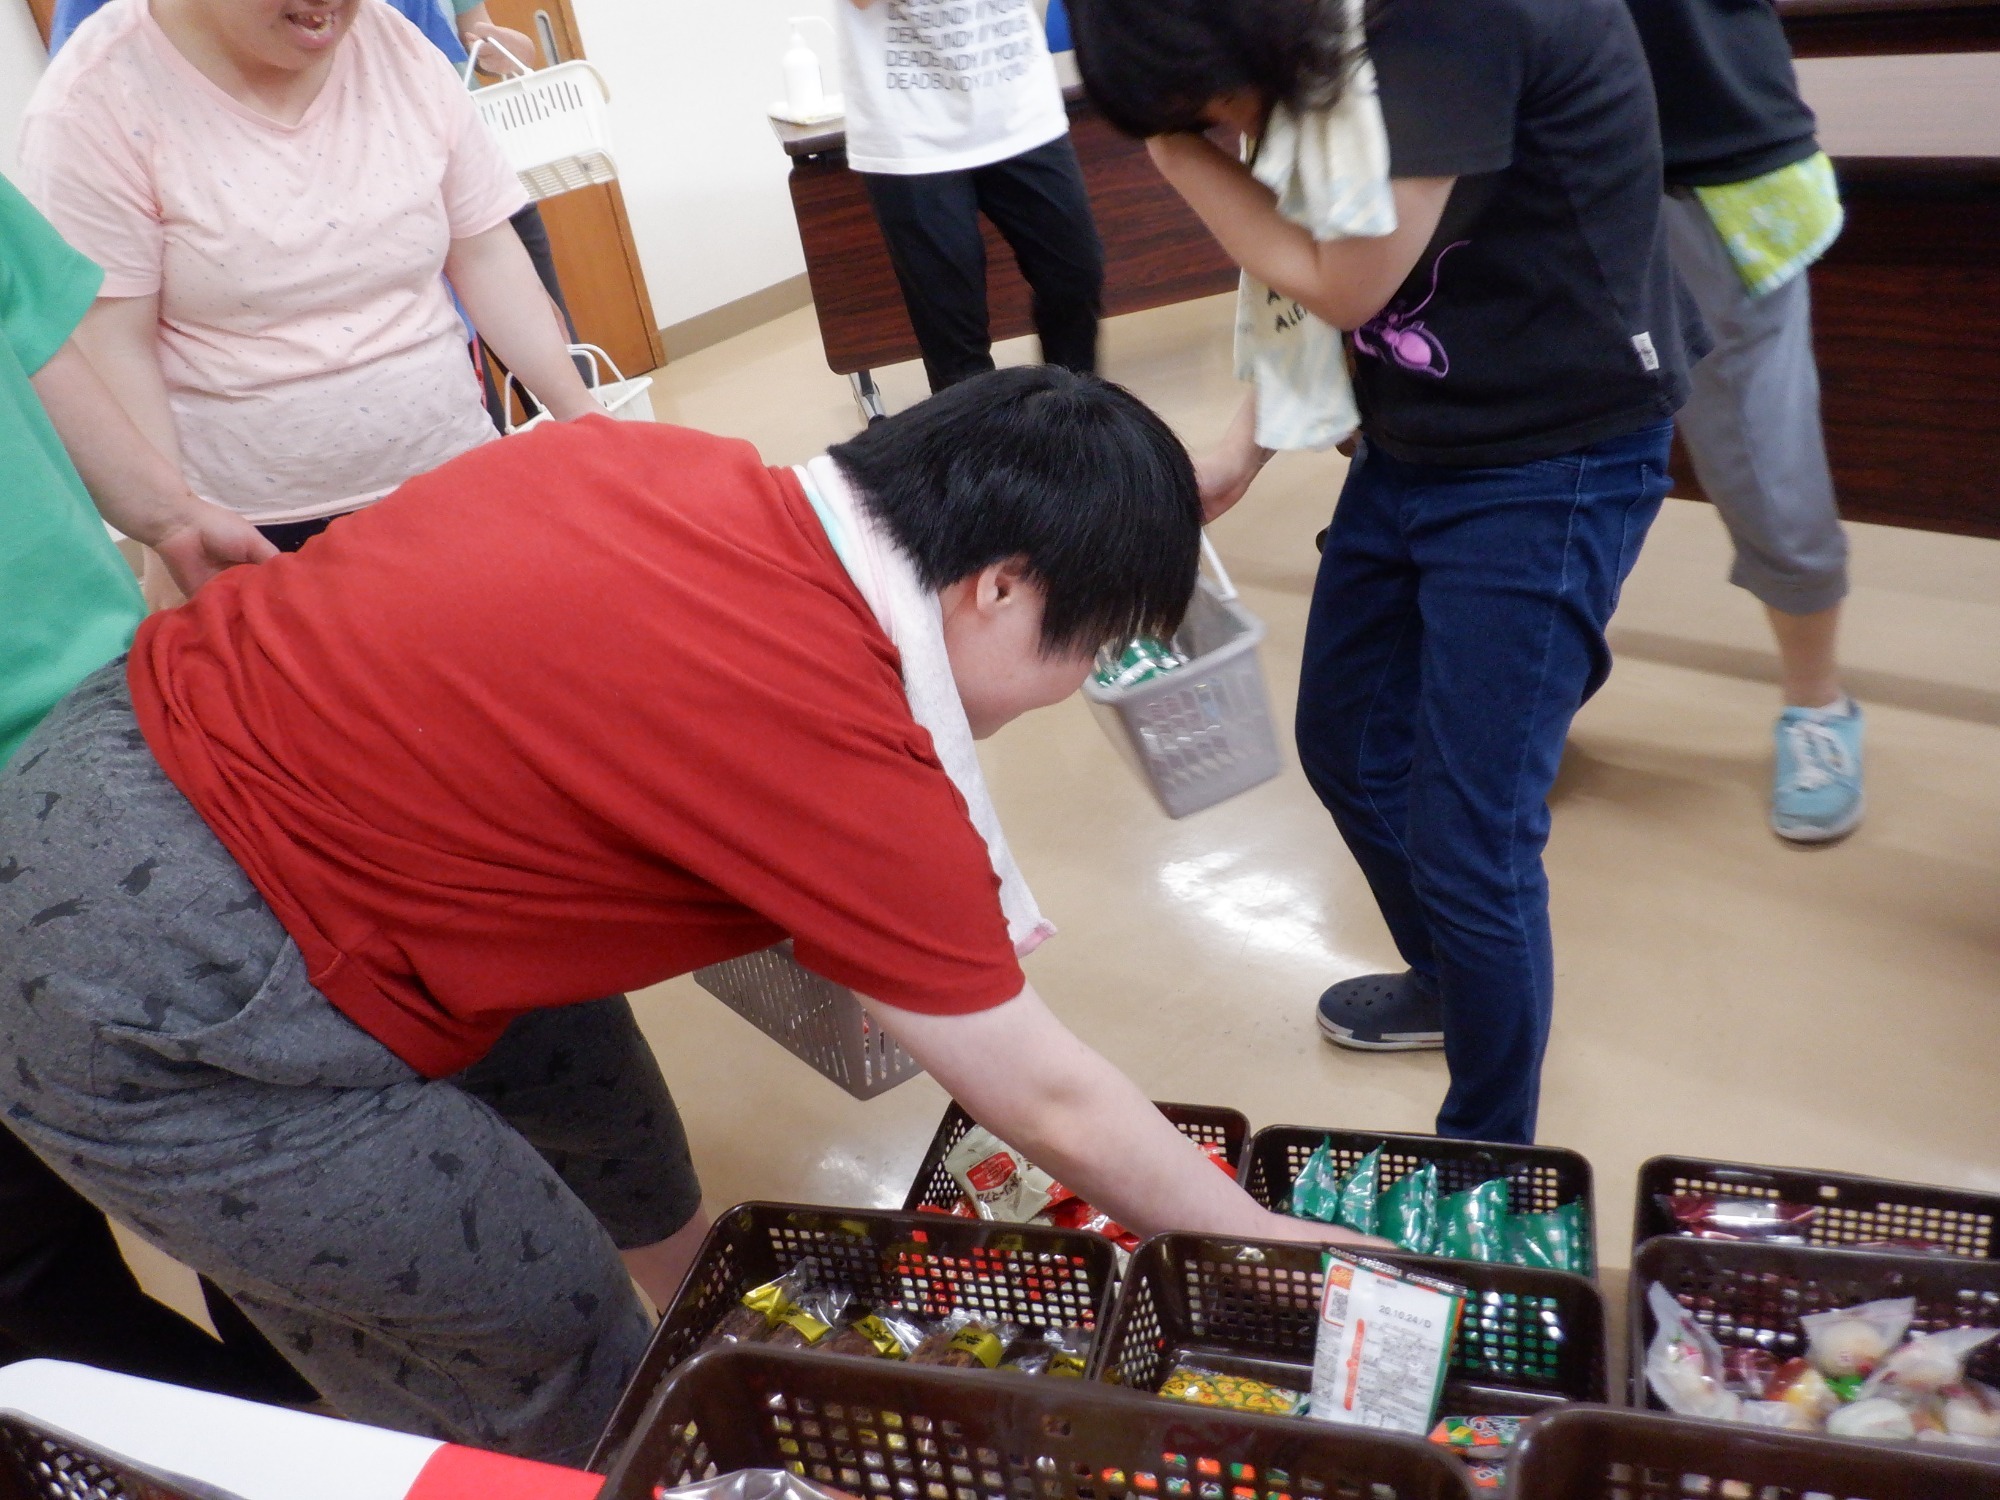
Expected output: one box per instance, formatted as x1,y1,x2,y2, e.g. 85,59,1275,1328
0,665,702,1464
1664,189,1850,616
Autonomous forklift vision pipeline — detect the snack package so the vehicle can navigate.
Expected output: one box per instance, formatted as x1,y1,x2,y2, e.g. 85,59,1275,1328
1429,1415,1523,1453
910,1311,1017,1369
1764,1357,1839,1425
1863,1326,2000,1397
1379,1164,1439,1255
1041,1195,1141,1252
1158,1363,1308,1417
1437,1179,1512,1263
1644,1282,1739,1421
1943,1382,2000,1444
1463,1462,1506,1492
823,1308,928,1360
760,1279,852,1350
1334,1148,1383,1235
1801,1297,1916,1380
700,1266,832,1354
1094,636,1189,690
657,1470,861,1500
1658,1192,1816,1244
1826,1395,1918,1440
944,1128,1066,1224
1289,1140,1348,1225
1309,1250,1467,1435
1506,1201,1589,1276
1000,1325,1092,1378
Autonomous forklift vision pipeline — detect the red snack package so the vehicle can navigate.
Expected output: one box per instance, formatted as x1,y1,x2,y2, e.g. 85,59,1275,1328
1660,1192,1815,1243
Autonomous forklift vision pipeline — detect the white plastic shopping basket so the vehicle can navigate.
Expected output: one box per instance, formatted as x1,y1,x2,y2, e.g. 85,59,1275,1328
1082,536,1283,818
502,343,654,434
463,39,616,202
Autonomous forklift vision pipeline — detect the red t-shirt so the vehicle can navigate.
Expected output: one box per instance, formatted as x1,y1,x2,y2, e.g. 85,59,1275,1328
128,418,1025,1077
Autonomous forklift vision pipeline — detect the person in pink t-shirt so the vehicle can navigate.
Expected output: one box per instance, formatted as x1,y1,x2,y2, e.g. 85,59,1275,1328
20,0,598,577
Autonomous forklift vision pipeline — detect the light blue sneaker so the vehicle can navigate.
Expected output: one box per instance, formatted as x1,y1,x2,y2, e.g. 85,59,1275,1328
1772,698,1865,843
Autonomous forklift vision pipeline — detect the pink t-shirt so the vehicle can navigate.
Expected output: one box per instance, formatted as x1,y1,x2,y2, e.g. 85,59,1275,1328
20,0,527,523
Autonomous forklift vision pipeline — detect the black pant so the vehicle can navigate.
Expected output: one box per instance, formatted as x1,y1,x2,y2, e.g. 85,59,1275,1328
861,136,1104,393
0,1125,315,1402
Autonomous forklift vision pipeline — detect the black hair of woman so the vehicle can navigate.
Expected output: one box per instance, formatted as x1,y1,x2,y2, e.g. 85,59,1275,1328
828,365,1202,656
1068,0,1370,141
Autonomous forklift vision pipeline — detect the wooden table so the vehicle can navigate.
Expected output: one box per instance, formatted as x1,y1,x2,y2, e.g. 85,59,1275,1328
777,17,2000,537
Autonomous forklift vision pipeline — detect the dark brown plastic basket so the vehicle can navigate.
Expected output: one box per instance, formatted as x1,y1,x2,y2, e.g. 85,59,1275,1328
902,1104,1252,1215
1240,1127,1596,1274
1093,1233,1607,1418
597,1344,1475,1500
1509,1405,2000,1499
591,1202,1122,1472
1627,1235,2000,1407
1632,1153,2000,1259
0,1415,223,1500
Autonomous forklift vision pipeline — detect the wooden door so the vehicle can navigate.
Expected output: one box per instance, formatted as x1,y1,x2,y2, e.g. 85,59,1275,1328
479,0,665,377
26,0,54,44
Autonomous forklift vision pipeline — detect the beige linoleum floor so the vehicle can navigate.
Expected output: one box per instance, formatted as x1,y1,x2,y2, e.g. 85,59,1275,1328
121,293,2000,1369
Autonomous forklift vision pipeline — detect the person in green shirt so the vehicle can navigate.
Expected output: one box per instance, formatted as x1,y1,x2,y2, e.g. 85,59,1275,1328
1,170,301,1399
1,171,275,764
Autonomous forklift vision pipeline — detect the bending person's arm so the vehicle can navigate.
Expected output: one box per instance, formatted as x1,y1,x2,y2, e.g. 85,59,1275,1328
446,222,599,422
32,337,276,594
863,984,1381,1246
1146,133,1452,333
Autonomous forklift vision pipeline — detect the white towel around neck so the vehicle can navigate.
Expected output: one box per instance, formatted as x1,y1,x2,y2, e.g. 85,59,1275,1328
795,455,1055,958
1233,0,1397,452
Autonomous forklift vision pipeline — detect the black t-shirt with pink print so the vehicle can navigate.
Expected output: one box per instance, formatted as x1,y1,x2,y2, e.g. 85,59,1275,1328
1350,0,1704,467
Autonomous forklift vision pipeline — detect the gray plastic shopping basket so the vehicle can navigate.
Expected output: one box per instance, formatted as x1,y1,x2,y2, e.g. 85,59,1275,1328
692,941,922,1100
1083,538,1282,818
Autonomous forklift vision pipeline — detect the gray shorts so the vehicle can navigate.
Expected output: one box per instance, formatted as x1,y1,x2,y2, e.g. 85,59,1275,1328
1665,189,1849,615
0,664,701,1464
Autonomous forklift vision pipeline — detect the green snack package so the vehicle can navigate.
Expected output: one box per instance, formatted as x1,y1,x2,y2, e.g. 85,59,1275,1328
1379,1163,1439,1254
1336,1146,1382,1236
1289,1139,1345,1224
1437,1178,1512,1263
1506,1199,1593,1275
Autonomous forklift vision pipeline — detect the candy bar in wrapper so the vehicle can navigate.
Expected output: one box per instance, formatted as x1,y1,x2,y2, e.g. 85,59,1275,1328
1429,1416,1524,1452
1158,1364,1308,1417
1309,1251,1467,1435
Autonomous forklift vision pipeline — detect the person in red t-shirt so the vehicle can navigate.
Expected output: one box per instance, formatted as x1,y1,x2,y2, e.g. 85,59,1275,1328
0,367,1373,1463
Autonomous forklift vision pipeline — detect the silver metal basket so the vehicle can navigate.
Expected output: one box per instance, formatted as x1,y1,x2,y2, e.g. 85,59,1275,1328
1082,539,1283,818
692,942,922,1099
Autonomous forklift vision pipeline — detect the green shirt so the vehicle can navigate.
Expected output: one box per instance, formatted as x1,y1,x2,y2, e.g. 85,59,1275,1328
0,173,146,766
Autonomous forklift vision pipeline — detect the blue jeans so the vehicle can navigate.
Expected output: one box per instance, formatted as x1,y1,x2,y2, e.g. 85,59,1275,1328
1297,423,1672,1144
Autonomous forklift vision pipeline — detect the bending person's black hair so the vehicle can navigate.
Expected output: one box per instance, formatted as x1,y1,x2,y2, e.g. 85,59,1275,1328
1068,0,1360,140
828,366,1201,655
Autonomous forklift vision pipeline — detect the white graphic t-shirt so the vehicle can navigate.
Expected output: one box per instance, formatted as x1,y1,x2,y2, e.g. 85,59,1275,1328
839,0,1069,175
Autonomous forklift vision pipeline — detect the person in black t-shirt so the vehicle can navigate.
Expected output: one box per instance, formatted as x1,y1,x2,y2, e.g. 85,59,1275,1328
1073,0,1697,1144
1627,0,1863,844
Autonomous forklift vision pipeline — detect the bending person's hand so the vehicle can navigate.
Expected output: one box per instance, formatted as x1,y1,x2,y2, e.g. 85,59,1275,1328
862,983,1388,1250
150,501,280,597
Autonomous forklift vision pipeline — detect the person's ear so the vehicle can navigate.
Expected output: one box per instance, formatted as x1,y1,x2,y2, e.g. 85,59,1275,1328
977,556,1034,616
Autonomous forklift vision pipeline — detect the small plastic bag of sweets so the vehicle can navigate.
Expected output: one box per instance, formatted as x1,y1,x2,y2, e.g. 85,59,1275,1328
761,1279,853,1350
1942,1381,2000,1445
1289,1139,1348,1225
699,1265,823,1354
1826,1395,1919,1440
1437,1179,1512,1263
1863,1326,2000,1398
1000,1325,1091,1377
1158,1363,1308,1417
1763,1357,1839,1426
1506,1201,1589,1275
944,1126,1065,1224
1429,1415,1523,1453
1379,1163,1439,1255
1093,636,1189,690
1040,1195,1141,1252
1801,1296,1916,1380
910,1311,1018,1369
823,1307,927,1360
1644,1282,1739,1421
1658,1192,1816,1244
1334,1148,1383,1235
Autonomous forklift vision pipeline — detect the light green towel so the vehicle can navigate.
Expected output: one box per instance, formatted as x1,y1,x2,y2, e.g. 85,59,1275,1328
1694,151,1844,297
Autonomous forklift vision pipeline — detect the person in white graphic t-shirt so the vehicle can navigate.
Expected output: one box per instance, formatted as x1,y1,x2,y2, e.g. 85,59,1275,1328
841,0,1104,391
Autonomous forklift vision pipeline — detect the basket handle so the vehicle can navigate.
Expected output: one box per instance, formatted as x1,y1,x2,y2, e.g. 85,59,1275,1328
1199,533,1239,603
460,34,534,85
501,342,615,435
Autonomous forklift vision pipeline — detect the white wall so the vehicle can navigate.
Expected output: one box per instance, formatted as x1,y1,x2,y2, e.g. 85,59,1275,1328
1,0,49,178
569,0,838,330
